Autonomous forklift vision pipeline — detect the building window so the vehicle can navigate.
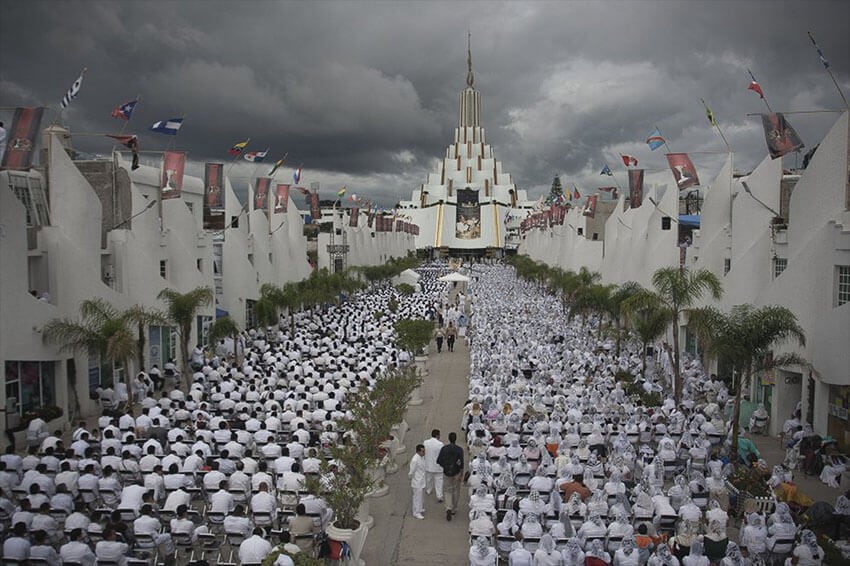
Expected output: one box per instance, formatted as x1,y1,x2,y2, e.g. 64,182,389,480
773,257,788,279
245,299,257,329
723,258,731,276
9,173,50,226
159,260,167,279
268,252,273,264
196,258,203,272
185,201,194,214
837,265,850,307
4,361,56,415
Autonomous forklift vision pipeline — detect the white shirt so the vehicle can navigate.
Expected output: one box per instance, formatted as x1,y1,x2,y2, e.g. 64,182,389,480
3,536,30,560
239,535,273,563
423,437,444,473
408,453,426,489
60,540,96,566
210,489,235,513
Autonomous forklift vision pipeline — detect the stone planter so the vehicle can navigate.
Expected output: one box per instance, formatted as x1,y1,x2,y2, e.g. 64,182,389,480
355,498,374,530
367,465,389,498
327,520,369,566
379,440,400,474
391,419,409,452
409,356,428,406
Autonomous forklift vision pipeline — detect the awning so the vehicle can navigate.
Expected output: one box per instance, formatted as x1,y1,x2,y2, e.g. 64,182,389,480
215,308,230,319
679,214,700,228
438,272,470,282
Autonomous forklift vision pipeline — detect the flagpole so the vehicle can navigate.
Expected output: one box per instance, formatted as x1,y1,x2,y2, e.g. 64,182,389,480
224,138,250,180
656,125,676,154
701,98,732,154
117,94,140,136
52,66,87,127
808,31,850,110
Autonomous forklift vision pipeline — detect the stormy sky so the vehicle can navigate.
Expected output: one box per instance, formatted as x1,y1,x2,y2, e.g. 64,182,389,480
1,0,848,207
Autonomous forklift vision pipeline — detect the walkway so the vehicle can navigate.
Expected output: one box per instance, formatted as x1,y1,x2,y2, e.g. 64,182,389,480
361,335,472,565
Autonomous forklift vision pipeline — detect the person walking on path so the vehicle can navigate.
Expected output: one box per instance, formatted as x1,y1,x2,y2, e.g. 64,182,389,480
437,431,465,521
424,429,444,502
434,324,445,353
409,444,426,520
445,322,458,352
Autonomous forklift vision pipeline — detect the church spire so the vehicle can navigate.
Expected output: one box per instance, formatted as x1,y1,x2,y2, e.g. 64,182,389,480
466,30,475,88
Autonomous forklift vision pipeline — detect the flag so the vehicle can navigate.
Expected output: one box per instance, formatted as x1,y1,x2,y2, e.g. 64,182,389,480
760,113,805,159
268,157,286,176
293,164,303,184
150,118,183,135
747,70,764,99
573,185,581,199
160,151,186,199
337,186,347,198
60,69,85,109
106,134,140,170
621,155,638,167
600,164,613,176
666,153,701,189
808,31,830,69
244,149,268,163
229,139,249,156
628,169,644,208
646,129,665,151
701,99,716,126
111,99,137,121
1,107,45,170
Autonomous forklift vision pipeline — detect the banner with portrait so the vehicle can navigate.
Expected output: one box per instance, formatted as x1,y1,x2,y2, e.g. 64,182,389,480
1,107,45,170
628,169,644,209
309,191,321,222
203,163,225,230
254,177,270,218
349,207,359,227
455,188,481,239
761,113,804,159
666,153,701,190
583,195,598,218
161,151,186,200
274,184,290,214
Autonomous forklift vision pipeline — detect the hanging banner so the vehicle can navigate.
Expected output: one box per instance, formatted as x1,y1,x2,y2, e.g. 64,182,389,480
666,153,701,190
309,191,321,223
368,210,375,228
583,195,598,218
628,169,644,208
1,107,45,170
761,113,804,159
349,207,359,227
274,184,290,214
455,188,481,239
254,177,270,218
203,163,225,230
396,220,403,232
161,151,186,200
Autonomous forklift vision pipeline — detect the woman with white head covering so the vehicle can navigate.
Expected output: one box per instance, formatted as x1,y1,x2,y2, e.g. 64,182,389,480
468,535,498,566
469,509,496,538
533,533,561,566
508,540,533,566
518,489,549,519
718,541,746,566
792,529,824,565
497,509,519,536
469,486,496,517
577,513,607,548
520,511,543,539
585,538,612,564
586,489,608,518
561,537,585,566
613,537,641,566
647,543,680,566
680,538,709,566
739,513,767,561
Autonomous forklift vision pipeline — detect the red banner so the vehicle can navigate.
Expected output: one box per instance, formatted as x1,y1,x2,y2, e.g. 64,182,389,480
203,163,224,230
666,153,700,190
1,107,45,171
309,192,321,223
254,177,270,216
161,151,186,200
349,207,359,227
583,195,598,218
628,169,644,208
274,184,289,214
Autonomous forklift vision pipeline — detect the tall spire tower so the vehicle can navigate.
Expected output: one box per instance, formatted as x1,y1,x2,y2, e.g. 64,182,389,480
459,31,481,128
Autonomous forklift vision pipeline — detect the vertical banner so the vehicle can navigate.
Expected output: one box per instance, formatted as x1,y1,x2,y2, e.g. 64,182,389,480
254,177,270,218
455,188,481,239
628,169,644,208
396,220,403,232
583,195,598,218
349,207,359,227
309,192,321,222
1,107,45,170
368,210,375,228
274,184,290,214
666,153,701,190
761,113,804,159
161,151,186,200
203,163,225,230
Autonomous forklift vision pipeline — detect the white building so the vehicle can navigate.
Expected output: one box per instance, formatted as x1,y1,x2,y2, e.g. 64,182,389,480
317,208,416,273
519,112,850,441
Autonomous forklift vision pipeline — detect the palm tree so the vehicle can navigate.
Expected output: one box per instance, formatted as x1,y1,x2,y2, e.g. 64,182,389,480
624,267,723,403
605,282,642,356
570,283,613,333
689,304,805,456
623,299,670,379
42,298,139,416
207,316,241,364
157,286,213,386
124,305,169,373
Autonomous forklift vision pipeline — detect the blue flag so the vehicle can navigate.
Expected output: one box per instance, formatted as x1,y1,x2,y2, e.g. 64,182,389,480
150,118,183,135
646,129,665,151
600,164,612,176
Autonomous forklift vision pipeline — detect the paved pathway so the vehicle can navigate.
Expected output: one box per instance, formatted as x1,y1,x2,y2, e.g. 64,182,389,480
361,336,472,565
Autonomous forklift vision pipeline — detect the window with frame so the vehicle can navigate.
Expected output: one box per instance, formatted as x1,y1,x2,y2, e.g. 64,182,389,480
837,265,850,307
8,173,50,226
159,260,167,279
4,361,55,415
723,258,731,276
245,299,257,329
773,257,788,279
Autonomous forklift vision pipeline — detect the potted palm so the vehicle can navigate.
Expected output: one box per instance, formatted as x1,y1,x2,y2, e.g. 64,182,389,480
393,318,434,406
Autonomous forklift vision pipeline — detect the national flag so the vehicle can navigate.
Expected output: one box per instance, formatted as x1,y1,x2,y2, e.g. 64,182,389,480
60,69,86,109
111,99,138,121
268,156,287,176
701,99,716,126
229,139,249,156
666,153,701,190
244,149,268,163
760,113,805,159
808,31,830,69
150,118,183,135
646,129,665,151
621,155,638,167
337,186,347,198
573,185,581,200
106,134,140,170
747,70,764,99
600,164,613,176
293,164,303,184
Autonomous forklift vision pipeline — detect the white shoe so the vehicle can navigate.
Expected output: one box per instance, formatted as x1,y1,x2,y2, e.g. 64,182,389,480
413,513,425,520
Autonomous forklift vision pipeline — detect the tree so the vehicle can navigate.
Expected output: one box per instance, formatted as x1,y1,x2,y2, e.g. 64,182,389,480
42,298,140,415
207,316,241,364
549,175,564,203
623,267,723,403
689,304,805,456
157,286,213,386
124,305,169,374
394,318,434,356
605,281,642,356
623,298,669,379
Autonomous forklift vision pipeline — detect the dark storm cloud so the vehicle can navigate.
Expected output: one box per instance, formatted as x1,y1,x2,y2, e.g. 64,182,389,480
1,0,848,205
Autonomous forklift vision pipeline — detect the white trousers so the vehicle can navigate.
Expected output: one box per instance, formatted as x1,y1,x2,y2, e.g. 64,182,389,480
425,471,444,498
412,487,424,516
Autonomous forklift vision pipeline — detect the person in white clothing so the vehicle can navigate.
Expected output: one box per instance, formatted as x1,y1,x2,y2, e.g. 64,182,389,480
60,528,96,566
239,528,273,564
408,444,426,519
423,429,445,501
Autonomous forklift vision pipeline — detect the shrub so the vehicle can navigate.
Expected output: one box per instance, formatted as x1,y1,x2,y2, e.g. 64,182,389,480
395,283,415,295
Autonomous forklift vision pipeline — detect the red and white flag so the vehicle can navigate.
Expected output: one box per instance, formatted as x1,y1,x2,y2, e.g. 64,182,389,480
747,69,765,99
621,154,638,167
